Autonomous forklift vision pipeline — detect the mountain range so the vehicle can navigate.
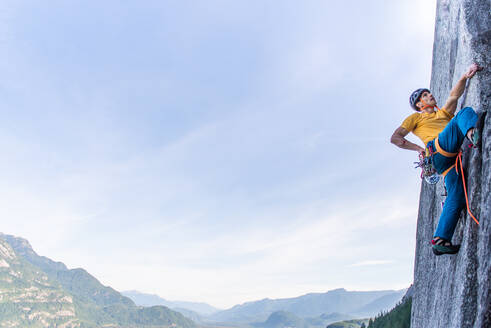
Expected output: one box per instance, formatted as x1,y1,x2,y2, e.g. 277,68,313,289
209,288,405,323
122,290,221,315
0,233,195,328
126,288,406,327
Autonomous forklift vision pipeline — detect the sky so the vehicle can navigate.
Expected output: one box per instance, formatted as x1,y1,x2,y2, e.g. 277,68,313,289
0,0,437,308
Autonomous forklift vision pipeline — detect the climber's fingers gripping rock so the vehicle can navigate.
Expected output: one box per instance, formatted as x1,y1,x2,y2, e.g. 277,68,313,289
465,63,483,79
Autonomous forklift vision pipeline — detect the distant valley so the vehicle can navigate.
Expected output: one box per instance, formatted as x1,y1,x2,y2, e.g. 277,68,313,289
125,287,406,328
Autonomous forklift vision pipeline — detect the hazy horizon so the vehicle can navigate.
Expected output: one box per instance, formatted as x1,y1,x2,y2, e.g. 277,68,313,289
121,286,408,310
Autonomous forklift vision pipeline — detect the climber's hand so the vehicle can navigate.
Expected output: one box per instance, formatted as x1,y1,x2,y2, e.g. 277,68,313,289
464,63,483,79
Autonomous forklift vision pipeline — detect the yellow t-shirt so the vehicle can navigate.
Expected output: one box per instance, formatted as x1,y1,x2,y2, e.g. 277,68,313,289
401,108,453,145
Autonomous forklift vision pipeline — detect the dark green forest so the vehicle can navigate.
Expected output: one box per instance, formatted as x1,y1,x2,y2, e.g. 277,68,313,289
366,297,411,328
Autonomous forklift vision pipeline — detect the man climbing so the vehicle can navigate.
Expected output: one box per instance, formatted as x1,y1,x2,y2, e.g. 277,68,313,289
390,63,482,256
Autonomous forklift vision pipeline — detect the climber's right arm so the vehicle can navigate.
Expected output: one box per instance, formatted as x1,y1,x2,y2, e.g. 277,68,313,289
391,126,425,153
443,63,482,115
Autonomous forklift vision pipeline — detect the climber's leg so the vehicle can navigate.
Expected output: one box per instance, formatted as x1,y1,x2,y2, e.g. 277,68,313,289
432,168,466,255
437,107,477,153
433,169,466,241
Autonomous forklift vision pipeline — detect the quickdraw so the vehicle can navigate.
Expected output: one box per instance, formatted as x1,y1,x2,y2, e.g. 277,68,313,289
414,151,439,184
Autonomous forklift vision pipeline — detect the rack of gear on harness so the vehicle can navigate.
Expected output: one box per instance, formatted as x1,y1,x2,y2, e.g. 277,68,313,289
414,150,440,185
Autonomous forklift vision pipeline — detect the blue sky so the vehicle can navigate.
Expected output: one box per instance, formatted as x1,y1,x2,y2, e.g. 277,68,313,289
1,0,437,308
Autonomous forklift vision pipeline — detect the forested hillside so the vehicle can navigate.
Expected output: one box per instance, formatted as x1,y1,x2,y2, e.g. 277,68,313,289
0,233,196,328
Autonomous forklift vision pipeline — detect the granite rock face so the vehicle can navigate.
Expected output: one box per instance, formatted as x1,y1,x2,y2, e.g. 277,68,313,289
410,1,490,327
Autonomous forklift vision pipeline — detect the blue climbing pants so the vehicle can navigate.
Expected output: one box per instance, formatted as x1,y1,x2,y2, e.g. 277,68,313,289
426,107,477,241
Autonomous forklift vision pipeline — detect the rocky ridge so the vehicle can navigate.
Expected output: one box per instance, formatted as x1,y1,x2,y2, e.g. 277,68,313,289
0,238,78,327
410,0,490,327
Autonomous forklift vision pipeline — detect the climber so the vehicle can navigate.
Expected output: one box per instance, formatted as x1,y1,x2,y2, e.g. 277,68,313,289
390,63,482,256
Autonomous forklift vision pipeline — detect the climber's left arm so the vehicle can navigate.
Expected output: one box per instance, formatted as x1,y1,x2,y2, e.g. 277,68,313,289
443,63,482,115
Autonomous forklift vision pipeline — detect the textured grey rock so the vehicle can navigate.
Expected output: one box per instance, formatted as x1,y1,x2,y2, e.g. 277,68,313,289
410,1,490,328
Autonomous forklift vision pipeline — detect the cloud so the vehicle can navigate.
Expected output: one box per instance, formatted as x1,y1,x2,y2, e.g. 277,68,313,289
349,260,394,267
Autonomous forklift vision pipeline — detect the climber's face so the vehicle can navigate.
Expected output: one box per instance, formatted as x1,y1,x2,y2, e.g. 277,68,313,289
417,91,437,110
